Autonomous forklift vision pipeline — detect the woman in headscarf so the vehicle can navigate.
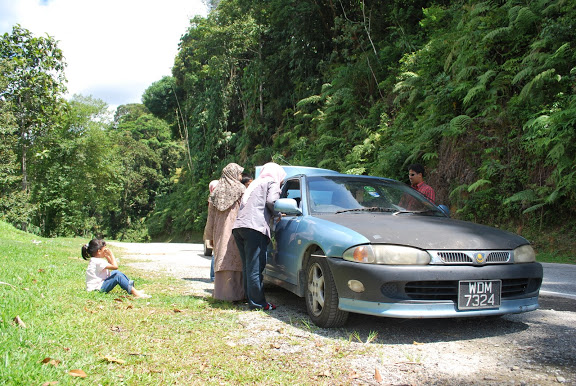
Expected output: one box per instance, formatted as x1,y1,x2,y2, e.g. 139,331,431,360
203,163,246,301
232,162,287,310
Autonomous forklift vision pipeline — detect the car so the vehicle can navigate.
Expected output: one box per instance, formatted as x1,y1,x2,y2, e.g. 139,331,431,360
261,166,543,327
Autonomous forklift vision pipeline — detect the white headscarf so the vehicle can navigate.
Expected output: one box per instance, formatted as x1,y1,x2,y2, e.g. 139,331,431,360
242,162,287,204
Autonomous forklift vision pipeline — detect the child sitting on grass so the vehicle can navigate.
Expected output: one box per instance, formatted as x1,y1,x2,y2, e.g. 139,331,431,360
82,239,151,298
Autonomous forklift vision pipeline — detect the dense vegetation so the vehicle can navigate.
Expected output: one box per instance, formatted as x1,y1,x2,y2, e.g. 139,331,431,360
2,1,575,253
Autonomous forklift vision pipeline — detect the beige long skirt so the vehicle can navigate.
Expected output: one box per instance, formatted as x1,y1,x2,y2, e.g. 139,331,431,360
213,270,244,301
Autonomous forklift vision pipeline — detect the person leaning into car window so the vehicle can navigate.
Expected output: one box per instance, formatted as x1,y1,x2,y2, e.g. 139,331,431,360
232,162,286,311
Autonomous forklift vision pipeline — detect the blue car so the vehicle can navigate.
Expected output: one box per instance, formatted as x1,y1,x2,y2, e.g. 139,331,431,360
262,166,542,327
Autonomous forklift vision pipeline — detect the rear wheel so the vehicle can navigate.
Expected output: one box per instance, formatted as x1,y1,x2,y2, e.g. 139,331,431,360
305,254,349,328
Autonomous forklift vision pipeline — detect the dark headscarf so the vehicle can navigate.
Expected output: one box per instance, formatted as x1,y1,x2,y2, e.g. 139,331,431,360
210,163,245,211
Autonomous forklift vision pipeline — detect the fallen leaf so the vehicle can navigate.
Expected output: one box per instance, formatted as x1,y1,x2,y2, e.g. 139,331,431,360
114,298,123,303
68,369,87,378
13,315,26,328
173,308,183,313
102,356,126,364
348,370,359,379
41,358,61,367
38,269,45,273
413,341,425,345
375,368,383,382
110,326,122,332
270,343,281,349
319,370,331,377
126,305,133,309
41,382,58,386
84,307,96,314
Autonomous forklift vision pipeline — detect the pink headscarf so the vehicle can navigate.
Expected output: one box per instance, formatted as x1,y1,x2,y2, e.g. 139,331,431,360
242,162,286,204
209,180,219,193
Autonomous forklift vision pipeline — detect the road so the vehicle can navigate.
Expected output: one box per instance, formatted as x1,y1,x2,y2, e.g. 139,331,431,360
540,262,576,300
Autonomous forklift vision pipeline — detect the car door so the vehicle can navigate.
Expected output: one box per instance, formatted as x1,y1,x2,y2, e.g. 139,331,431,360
266,177,303,286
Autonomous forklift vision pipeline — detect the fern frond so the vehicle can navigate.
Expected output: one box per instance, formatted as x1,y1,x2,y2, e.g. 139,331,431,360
478,70,496,86
467,179,491,192
463,85,484,105
512,67,534,85
482,27,511,42
455,66,478,81
519,69,557,99
503,189,538,205
449,115,473,135
470,1,493,17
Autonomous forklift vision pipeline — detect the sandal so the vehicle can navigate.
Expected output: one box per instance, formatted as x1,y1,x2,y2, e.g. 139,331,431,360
263,302,277,311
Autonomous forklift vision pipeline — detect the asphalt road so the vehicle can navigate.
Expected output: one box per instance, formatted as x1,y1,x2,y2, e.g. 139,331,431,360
540,262,576,300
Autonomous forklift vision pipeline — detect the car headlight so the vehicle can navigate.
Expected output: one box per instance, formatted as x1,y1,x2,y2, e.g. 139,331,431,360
514,244,536,263
343,245,431,265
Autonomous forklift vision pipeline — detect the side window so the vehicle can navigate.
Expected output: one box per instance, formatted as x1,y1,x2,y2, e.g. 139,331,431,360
281,179,301,208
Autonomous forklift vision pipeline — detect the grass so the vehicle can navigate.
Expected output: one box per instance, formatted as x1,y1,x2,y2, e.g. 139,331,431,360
0,221,319,385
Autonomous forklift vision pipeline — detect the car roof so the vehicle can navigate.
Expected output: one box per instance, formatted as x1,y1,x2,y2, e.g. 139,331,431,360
255,165,343,179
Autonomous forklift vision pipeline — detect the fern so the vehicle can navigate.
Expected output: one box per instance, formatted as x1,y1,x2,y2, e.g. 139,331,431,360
519,69,557,100
448,115,473,136
468,179,491,192
463,85,484,106
503,189,538,205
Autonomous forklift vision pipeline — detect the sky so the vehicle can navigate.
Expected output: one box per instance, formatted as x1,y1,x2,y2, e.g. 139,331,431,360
1,0,208,110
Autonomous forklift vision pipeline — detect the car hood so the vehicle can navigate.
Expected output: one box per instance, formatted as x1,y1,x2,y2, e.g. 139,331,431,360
317,213,528,250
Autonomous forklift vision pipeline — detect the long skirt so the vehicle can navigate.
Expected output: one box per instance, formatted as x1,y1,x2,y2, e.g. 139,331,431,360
213,270,244,301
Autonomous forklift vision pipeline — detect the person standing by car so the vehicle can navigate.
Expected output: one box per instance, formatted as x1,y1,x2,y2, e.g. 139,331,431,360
407,163,435,203
205,180,219,282
203,163,246,302
232,162,286,311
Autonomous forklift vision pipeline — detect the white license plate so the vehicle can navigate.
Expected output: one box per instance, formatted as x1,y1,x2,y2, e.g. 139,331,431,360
458,280,501,310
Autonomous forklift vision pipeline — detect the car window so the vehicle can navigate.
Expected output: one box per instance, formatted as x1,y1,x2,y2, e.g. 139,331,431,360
306,176,441,215
281,179,302,208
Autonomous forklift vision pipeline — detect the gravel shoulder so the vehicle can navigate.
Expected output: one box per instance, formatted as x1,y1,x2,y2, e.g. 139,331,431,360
110,242,576,385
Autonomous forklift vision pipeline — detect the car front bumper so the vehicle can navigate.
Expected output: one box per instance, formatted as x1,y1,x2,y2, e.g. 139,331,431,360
327,257,543,318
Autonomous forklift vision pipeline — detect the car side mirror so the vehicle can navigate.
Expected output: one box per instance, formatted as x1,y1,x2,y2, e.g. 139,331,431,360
438,204,450,217
274,198,302,216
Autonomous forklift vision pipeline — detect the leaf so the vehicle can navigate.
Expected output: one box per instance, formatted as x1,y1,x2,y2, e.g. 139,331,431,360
374,368,383,382
173,308,183,313
41,357,61,366
41,382,58,386
68,369,87,378
102,356,126,364
413,341,425,345
13,315,26,328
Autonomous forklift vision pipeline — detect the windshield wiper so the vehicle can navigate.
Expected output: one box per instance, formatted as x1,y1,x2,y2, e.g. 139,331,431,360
393,209,440,216
336,207,397,214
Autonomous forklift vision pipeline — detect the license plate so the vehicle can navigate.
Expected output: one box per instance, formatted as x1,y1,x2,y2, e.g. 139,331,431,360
458,280,501,310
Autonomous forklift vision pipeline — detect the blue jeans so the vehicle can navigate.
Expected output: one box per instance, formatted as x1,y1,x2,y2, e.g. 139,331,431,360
100,271,134,294
232,228,269,309
210,255,215,282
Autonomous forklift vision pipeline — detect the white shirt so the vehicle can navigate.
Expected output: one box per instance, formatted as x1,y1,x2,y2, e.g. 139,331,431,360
85,257,110,291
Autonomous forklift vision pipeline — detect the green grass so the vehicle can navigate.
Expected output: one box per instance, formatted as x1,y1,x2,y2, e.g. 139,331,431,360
0,221,314,385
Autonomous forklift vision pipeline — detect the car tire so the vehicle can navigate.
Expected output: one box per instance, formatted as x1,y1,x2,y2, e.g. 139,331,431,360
203,241,212,257
305,255,349,328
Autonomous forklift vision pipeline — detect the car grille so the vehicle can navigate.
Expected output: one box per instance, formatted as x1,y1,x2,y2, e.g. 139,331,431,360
402,278,542,301
433,251,511,264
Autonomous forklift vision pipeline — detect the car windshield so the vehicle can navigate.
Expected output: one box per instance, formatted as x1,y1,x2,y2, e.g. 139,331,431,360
306,176,443,216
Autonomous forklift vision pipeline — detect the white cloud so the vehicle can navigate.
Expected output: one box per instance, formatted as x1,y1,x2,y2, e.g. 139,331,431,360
1,0,208,109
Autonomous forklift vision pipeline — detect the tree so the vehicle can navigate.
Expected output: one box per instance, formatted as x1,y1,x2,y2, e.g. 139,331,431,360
0,24,67,195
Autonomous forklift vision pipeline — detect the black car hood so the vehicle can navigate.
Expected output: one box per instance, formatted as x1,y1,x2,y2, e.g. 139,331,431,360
318,213,528,250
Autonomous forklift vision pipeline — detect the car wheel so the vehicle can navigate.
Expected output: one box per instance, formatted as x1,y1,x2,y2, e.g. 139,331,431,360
203,241,212,257
305,255,349,328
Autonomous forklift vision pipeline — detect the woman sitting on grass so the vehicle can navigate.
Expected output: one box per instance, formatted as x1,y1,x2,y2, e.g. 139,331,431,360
82,239,151,298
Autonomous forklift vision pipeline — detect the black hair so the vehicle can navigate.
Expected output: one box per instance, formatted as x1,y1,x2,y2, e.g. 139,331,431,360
241,174,253,186
81,239,106,260
408,163,425,177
